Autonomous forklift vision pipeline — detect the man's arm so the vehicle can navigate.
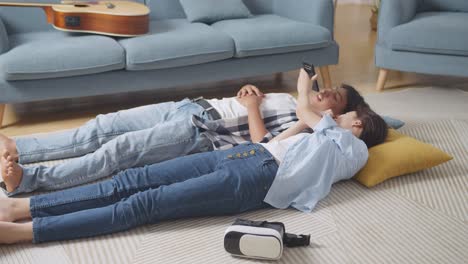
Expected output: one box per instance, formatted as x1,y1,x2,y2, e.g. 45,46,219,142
237,95,268,143
246,103,269,143
237,84,264,98
271,68,324,142
296,69,324,128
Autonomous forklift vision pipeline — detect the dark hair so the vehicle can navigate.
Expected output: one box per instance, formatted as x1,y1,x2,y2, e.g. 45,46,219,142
341,84,369,113
356,106,388,148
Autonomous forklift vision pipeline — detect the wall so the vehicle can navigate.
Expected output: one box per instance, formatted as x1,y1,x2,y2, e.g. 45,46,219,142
338,0,374,4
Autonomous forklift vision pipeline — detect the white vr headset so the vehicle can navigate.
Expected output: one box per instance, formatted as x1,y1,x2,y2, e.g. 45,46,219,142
224,219,310,260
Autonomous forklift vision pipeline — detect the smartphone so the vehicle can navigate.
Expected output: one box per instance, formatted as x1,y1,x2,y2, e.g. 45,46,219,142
302,62,320,92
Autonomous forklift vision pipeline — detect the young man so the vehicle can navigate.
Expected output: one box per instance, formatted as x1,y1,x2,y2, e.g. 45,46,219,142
0,70,388,245
1,80,365,195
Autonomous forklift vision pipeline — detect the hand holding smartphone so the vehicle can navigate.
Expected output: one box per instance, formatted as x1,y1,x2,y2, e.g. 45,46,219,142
302,62,320,92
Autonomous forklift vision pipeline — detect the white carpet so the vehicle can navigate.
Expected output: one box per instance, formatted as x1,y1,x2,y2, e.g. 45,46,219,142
1,87,467,264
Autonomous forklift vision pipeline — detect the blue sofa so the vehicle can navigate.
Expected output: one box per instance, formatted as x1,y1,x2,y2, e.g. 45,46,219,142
0,0,338,126
375,0,468,91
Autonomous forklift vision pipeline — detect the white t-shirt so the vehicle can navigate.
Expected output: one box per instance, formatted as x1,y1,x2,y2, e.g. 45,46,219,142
206,93,297,119
260,133,309,163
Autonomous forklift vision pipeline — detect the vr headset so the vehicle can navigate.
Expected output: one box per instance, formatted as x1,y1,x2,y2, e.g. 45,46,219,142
224,219,310,260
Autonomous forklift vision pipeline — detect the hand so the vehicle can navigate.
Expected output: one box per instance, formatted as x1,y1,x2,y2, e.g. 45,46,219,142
237,84,264,98
322,109,336,119
297,69,318,93
236,94,263,108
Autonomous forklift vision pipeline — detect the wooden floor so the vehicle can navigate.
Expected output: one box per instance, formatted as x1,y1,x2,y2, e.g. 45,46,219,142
1,4,467,136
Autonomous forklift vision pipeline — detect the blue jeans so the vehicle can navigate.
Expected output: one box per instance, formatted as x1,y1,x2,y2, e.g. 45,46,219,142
9,99,215,196
30,143,278,243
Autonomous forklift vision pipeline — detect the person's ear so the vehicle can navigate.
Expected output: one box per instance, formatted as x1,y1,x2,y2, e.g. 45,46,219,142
352,120,362,128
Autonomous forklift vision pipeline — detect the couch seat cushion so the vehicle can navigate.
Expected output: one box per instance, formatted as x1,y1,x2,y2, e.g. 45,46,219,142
211,14,332,58
388,12,468,56
119,19,235,71
0,31,125,81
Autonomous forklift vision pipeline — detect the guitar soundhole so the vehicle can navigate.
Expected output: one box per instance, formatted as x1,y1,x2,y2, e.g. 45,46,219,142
74,4,89,7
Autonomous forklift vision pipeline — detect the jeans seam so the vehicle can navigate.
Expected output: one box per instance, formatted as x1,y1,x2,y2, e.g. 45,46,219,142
32,219,40,243
19,131,128,155
43,134,197,189
32,190,115,210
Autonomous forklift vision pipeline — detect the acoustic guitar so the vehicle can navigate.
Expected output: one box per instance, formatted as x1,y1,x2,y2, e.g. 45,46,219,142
0,1,150,37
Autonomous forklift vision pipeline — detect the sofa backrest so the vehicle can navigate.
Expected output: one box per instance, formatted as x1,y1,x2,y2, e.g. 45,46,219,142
146,0,273,20
0,0,146,35
419,0,468,12
0,0,274,34
0,0,55,34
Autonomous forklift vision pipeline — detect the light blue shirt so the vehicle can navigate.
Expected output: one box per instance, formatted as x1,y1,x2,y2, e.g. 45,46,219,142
263,114,369,213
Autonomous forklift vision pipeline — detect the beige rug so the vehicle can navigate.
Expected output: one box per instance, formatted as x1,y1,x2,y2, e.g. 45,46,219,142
1,87,467,264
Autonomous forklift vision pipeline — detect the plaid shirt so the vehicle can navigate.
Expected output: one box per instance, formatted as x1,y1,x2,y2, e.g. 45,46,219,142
191,110,310,150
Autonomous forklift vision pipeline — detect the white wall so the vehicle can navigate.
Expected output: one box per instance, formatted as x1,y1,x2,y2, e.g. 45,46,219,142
338,0,374,4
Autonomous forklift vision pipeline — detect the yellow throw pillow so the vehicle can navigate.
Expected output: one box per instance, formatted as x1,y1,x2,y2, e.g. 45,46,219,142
354,129,453,187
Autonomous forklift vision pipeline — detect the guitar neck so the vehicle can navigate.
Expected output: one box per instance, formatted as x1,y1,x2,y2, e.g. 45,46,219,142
0,2,54,7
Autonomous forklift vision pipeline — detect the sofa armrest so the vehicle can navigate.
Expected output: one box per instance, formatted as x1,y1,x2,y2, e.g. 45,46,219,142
273,0,335,38
0,17,9,54
377,0,419,45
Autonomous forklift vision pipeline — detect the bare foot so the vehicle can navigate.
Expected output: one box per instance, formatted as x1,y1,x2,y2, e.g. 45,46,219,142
0,221,33,244
0,133,18,162
1,151,7,182
3,154,23,193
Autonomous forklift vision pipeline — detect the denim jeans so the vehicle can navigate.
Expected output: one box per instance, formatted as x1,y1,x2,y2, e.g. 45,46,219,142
30,143,278,243
10,99,214,196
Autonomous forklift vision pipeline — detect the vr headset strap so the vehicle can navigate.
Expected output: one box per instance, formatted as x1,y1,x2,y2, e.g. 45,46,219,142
283,233,311,248
234,219,310,248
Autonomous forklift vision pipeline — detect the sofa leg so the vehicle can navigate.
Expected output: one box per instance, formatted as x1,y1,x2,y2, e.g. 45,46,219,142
377,69,389,91
319,66,332,89
0,104,5,128
275,72,283,83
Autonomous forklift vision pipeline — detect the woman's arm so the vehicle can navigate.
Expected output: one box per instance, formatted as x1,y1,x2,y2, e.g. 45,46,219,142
270,120,309,142
267,69,323,143
237,95,268,143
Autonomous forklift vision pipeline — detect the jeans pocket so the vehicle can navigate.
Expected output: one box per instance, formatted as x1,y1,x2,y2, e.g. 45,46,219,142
260,159,278,190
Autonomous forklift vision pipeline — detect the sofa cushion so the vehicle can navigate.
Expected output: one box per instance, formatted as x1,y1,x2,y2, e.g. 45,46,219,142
179,0,252,24
420,0,468,12
211,14,331,58
119,19,235,71
0,18,8,54
0,31,125,81
388,12,468,57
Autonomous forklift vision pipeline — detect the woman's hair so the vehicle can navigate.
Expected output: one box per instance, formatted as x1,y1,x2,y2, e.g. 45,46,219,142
356,105,388,148
341,84,369,113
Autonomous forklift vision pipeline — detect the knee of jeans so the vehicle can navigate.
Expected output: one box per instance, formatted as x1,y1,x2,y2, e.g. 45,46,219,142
114,196,153,228
94,112,122,133
111,168,144,195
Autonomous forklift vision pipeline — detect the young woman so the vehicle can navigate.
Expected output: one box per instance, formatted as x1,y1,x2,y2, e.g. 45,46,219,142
0,70,388,244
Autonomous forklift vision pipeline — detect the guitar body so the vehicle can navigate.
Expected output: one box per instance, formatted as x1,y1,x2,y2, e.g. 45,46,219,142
0,1,150,37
